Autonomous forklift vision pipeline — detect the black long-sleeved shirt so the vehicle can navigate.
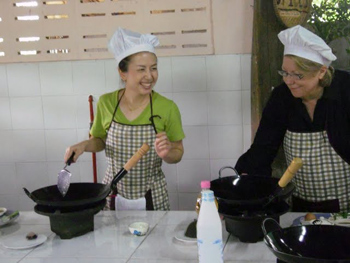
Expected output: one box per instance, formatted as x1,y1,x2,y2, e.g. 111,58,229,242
235,69,350,176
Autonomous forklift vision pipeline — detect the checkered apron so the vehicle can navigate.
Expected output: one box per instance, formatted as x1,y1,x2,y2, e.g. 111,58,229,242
102,94,170,211
284,130,350,212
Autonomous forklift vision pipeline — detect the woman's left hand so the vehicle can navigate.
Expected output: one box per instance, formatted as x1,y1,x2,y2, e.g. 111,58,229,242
154,132,171,159
154,132,184,163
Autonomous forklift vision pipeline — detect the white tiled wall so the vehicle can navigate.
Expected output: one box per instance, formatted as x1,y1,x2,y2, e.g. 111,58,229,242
0,54,251,211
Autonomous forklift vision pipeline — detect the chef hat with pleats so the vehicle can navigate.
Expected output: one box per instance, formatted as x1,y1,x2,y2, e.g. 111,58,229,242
278,25,336,67
108,27,160,66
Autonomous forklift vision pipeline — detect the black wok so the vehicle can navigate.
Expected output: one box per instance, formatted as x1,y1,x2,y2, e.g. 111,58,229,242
211,158,302,210
24,183,110,208
210,170,295,209
262,218,350,263
24,144,150,208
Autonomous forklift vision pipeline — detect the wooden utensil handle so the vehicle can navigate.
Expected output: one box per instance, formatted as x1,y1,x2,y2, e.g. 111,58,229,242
124,143,150,171
278,158,303,188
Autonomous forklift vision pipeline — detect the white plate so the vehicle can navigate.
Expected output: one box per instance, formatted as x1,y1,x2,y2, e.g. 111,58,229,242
174,230,197,245
292,213,331,226
0,208,7,217
328,217,350,227
1,234,47,250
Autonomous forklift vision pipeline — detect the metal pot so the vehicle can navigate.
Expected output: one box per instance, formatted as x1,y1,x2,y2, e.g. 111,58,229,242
262,218,350,263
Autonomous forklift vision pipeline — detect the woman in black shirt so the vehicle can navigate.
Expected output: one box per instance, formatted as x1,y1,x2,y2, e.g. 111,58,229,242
235,25,350,213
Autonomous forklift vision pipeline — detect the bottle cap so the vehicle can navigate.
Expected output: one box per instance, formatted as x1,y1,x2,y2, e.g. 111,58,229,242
201,180,210,189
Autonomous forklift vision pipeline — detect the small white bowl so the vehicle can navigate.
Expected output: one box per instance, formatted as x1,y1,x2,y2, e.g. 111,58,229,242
0,208,7,217
128,222,149,236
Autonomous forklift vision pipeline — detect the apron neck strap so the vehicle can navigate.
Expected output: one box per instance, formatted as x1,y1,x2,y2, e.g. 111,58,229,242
108,90,125,130
109,89,160,134
149,92,161,134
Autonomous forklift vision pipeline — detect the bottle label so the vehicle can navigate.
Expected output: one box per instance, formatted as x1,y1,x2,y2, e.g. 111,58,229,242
197,238,223,263
201,191,215,202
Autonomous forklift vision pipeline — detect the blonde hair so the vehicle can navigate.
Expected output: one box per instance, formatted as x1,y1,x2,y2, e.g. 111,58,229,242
286,55,334,87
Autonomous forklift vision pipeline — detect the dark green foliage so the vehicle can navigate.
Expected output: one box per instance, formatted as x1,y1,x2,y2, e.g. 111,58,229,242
307,0,350,54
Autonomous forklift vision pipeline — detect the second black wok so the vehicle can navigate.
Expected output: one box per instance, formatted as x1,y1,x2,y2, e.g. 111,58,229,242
262,218,350,263
211,173,295,208
211,158,302,210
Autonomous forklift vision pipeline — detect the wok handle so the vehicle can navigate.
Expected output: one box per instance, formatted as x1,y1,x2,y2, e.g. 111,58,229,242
124,143,150,171
262,158,302,208
262,218,282,236
110,143,150,190
66,152,75,166
63,152,75,169
278,158,303,188
23,187,36,202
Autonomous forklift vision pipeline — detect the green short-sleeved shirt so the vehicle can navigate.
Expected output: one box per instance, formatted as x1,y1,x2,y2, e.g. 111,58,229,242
90,89,185,142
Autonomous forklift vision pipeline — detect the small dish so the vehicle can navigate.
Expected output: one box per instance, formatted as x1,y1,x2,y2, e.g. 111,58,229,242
331,212,350,219
292,213,331,226
0,208,7,217
174,230,197,245
307,218,333,225
328,216,350,227
128,222,149,236
1,234,47,250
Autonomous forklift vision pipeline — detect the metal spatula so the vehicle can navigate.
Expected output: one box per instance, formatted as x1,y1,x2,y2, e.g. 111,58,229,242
57,153,75,197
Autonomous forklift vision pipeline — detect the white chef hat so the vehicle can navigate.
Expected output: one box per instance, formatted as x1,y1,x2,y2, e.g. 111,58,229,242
108,27,160,66
278,25,336,67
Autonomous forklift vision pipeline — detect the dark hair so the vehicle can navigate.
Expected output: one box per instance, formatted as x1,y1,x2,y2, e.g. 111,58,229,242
286,55,334,87
118,56,133,73
118,51,158,73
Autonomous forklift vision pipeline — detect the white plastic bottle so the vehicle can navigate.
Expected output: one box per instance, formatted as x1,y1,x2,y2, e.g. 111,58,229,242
197,189,224,263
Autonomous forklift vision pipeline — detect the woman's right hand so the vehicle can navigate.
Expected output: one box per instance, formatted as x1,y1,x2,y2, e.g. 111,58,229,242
64,141,88,163
64,137,106,163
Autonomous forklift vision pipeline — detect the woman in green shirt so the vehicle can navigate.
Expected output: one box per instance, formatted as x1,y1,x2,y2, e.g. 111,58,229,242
64,28,185,210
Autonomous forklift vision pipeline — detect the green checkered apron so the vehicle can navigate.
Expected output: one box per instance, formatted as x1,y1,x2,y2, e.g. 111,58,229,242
284,130,350,212
102,92,170,210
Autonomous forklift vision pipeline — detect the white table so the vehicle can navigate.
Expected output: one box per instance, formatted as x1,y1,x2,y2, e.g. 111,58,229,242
0,210,302,263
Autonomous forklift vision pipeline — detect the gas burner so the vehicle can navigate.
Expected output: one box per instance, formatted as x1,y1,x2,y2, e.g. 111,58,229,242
219,201,290,243
34,199,106,239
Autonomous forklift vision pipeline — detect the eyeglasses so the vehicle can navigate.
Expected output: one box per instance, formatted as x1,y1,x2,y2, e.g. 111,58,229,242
277,70,304,80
